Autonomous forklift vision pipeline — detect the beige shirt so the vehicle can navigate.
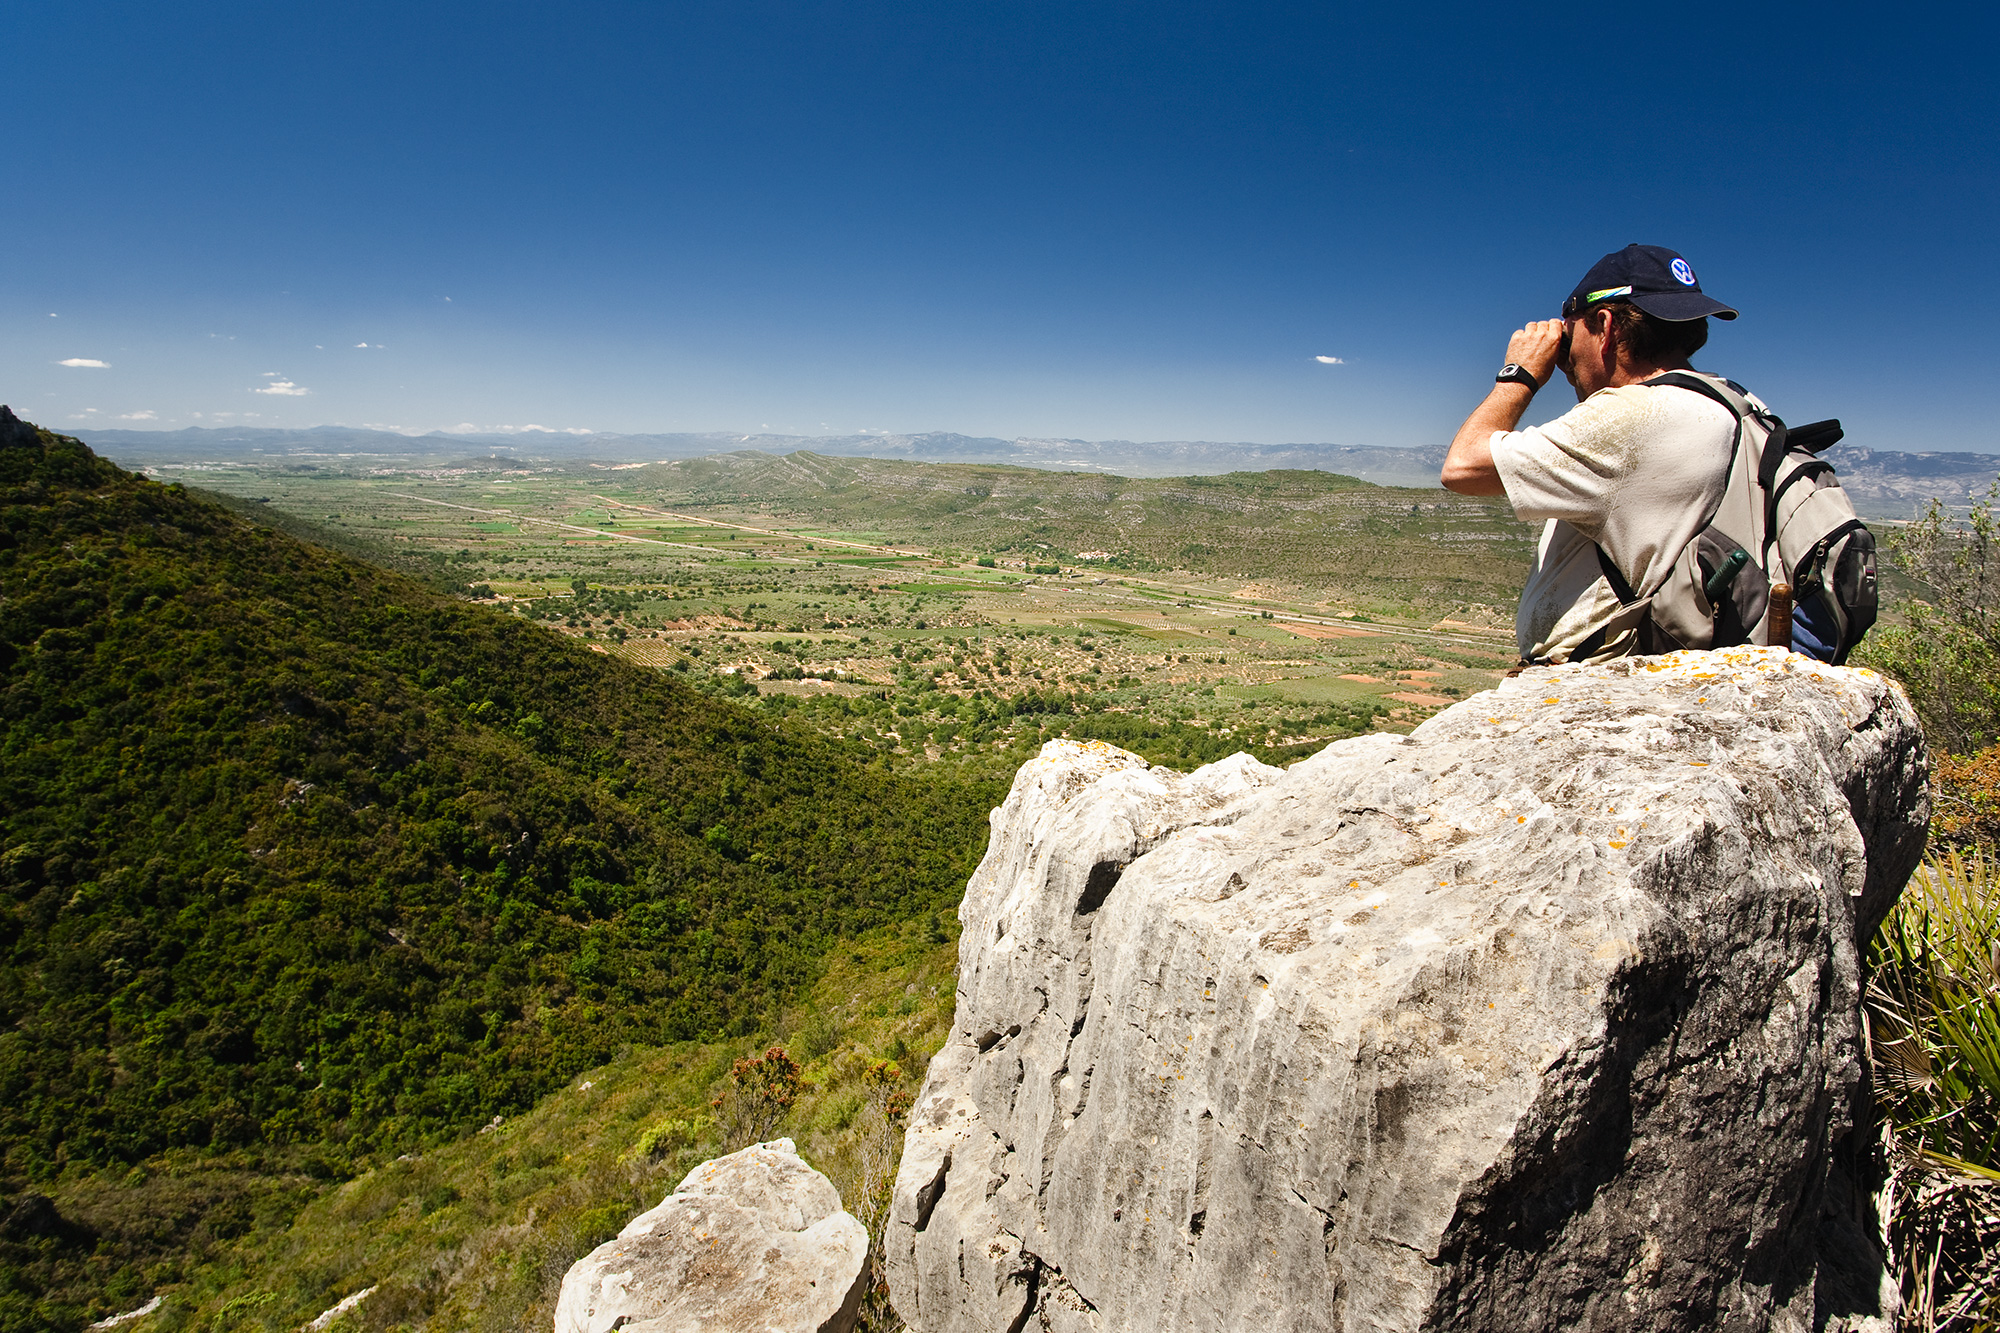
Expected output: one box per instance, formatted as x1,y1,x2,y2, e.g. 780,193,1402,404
1491,377,1740,663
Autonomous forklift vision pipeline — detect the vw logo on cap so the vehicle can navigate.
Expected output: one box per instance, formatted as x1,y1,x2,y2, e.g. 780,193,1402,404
1670,257,1697,286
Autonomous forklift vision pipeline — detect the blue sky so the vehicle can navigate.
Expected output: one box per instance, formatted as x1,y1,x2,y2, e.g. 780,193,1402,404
5,1,1995,450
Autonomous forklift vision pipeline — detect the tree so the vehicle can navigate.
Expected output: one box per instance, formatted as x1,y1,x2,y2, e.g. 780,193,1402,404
1858,482,2000,756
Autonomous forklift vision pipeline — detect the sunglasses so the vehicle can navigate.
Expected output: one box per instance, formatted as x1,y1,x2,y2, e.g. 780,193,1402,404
1560,285,1634,321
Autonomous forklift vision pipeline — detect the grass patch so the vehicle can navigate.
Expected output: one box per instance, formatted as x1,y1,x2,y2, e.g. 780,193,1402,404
1869,850,2000,1327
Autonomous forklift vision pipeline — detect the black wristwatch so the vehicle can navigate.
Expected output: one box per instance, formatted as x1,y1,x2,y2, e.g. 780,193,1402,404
1496,363,1540,391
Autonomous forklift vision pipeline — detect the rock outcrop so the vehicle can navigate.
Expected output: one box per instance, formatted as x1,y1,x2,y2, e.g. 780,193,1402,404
556,1139,869,1333
886,650,1928,1333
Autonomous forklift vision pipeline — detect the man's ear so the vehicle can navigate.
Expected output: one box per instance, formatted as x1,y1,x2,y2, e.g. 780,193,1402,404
1588,309,1620,366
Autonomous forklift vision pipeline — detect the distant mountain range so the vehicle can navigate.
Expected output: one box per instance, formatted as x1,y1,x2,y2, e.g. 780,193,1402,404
72,423,1447,481
74,422,1999,520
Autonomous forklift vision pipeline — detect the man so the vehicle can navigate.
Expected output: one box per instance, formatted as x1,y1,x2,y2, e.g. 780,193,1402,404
1440,244,1743,665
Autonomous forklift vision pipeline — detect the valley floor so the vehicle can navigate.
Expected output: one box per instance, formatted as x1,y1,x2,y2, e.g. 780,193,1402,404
140,449,1532,776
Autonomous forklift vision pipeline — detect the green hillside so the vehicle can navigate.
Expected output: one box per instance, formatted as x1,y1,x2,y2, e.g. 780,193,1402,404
157,926,959,1333
0,410,998,1330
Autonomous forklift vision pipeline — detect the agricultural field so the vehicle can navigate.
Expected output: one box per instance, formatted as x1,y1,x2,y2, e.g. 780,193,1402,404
137,447,1539,776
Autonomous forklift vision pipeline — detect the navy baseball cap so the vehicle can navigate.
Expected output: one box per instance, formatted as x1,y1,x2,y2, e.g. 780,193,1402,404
1563,244,1738,322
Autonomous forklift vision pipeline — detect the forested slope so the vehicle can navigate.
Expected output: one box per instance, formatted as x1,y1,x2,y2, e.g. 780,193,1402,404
0,407,998,1178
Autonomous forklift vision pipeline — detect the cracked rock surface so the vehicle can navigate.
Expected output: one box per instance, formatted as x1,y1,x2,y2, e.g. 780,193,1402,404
555,1138,868,1333
885,650,1928,1333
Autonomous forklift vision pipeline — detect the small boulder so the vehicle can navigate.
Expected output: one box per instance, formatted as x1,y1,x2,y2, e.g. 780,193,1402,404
555,1138,869,1333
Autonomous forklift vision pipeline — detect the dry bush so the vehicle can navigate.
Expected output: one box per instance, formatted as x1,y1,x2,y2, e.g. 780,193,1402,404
1885,1165,2000,1332
714,1047,806,1149
1932,745,2000,858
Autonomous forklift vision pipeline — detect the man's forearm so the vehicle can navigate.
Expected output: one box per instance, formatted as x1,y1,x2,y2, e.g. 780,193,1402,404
1440,384,1535,496
1442,318,1564,496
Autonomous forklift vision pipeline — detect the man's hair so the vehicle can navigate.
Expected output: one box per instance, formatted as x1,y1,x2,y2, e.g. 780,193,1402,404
1590,301,1708,362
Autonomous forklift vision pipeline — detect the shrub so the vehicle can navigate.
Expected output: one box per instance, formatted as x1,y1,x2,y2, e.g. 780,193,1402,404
1885,1174,2000,1332
631,1117,708,1162
1931,745,2000,857
796,1008,847,1062
1870,853,2000,1173
1868,851,2000,1325
717,1047,804,1146
1855,484,2000,755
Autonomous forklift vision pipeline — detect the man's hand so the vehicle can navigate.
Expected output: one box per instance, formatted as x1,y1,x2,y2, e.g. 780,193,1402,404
1506,319,1565,387
1440,319,1565,496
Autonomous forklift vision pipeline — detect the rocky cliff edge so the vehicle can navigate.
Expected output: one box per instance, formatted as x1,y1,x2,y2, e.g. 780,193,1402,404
886,649,1928,1333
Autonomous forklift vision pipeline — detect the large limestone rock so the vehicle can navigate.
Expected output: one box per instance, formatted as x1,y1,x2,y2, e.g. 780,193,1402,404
886,650,1928,1333
555,1138,869,1333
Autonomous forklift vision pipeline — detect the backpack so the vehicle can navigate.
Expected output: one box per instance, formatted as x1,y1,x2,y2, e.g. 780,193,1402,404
1584,372,1879,665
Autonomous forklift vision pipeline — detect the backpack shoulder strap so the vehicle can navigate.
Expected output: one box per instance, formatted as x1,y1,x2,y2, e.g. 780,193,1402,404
1648,371,1792,471
1649,371,1755,458
1649,369,1742,410
1648,369,1799,533
1593,372,1747,601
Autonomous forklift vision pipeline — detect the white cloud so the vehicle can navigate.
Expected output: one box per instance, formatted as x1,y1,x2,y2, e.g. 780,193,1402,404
118,410,157,421
1314,355,1345,365
254,378,310,396
354,342,384,349
60,358,111,368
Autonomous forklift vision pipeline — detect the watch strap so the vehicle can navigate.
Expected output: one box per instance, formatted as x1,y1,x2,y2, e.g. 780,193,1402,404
1496,363,1540,391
